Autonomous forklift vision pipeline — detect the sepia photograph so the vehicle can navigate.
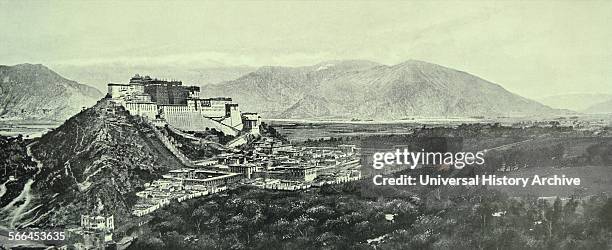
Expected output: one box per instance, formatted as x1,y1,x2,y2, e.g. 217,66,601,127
1,1,611,249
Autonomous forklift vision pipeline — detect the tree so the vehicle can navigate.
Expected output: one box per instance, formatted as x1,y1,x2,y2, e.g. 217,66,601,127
600,198,612,230
191,207,210,234
130,235,166,250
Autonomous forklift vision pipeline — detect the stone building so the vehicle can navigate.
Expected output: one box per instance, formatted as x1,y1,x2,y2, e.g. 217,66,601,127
80,214,114,249
108,74,261,136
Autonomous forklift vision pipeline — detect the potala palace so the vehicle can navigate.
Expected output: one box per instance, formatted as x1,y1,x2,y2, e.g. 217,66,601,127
107,74,260,136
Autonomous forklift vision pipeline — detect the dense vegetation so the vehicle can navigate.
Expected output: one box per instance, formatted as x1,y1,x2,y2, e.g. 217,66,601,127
129,183,612,250
128,124,612,249
0,135,37,208
260,122,289,144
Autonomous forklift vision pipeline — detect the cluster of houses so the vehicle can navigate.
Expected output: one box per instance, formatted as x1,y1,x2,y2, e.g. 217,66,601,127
131,137,363,216
510,118,610,132
215,138,362,189
102,76,366,242
132,170,238,217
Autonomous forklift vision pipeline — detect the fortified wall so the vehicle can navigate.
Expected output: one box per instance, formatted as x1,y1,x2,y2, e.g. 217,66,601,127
108,74,260,136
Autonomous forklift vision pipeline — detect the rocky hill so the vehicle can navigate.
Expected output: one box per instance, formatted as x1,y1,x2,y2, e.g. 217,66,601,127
202,60,559,119
0,64,102,121
1,98,185,228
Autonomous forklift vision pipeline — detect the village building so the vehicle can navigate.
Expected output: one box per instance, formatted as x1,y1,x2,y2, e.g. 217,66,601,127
80,214,115,249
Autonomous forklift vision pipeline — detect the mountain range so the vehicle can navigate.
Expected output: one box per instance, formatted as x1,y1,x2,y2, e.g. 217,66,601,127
0,64,102,121
202,60,562,119
537,94,612,114
583,99,612,114
2,60,582,122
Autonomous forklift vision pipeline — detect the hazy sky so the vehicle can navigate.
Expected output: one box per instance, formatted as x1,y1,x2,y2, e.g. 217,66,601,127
1,0,611,98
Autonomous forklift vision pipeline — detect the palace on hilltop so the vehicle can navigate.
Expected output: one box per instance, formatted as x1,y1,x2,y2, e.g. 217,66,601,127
107,74,260,136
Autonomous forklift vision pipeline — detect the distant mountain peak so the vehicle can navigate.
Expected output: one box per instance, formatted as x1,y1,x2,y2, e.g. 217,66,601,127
13,63,46,67
583,98,612,114
537,93,612,112
0,63,103,121
394,59,453,71
251,60,382,74
202,59,562,119
398,59,429,64
313,59,381,67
